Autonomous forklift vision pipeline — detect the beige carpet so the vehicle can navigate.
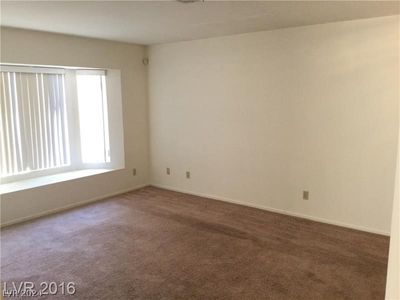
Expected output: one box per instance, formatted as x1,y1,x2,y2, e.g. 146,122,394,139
1,186,389,299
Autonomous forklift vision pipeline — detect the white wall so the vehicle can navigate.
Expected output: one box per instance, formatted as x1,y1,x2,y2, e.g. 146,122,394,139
149,16,399,235
0,27,150,225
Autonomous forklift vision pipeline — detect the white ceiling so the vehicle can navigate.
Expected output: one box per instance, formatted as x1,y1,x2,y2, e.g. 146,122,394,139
1,1,399,45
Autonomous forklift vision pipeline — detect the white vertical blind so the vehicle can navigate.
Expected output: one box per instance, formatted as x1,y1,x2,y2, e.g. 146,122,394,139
0,71,70,177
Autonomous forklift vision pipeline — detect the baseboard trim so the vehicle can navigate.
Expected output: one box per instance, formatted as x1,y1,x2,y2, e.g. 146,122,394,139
151,184,390,236
0,184,149,228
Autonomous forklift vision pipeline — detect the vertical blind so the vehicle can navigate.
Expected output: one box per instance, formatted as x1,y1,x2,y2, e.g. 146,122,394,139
0,70,70,177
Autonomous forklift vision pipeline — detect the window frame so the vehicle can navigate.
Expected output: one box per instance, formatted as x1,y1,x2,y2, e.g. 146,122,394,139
0,64,125,184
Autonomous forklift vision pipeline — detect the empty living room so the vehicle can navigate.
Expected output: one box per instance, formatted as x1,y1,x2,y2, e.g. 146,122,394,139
0,1,399,299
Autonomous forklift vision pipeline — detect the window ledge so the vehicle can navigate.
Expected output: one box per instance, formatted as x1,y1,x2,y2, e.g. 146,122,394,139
0,169,115,195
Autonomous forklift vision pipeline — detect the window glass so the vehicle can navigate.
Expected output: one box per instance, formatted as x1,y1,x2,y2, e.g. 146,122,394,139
76,74,110,164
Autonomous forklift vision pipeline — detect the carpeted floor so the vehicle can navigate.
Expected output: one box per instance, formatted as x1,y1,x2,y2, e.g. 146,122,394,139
1,186,389,299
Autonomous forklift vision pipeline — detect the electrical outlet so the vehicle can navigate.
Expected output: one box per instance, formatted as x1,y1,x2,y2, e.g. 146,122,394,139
132,168,136,176
303,190,309,200
166,167,170,175
186,171,190,179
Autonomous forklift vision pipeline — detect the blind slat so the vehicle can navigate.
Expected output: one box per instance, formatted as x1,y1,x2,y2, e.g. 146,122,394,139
42,74,51,169
9,73,23,172
28,74,40,170
24,74,36,170
3,73,17,174
0,73,10,175
16,73,29,171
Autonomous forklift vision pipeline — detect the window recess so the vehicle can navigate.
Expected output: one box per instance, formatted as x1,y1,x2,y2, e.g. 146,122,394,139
0,64,124,184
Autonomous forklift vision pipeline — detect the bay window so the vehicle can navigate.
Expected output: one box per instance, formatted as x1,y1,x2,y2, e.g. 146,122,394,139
0,64,124,184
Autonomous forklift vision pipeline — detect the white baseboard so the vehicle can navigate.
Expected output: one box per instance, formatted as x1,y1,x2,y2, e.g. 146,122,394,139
151,184,390,236
2,183,389,236
0,184,149,228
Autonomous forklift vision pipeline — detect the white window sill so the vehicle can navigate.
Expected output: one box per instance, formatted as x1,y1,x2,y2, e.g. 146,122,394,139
0,169,115,195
